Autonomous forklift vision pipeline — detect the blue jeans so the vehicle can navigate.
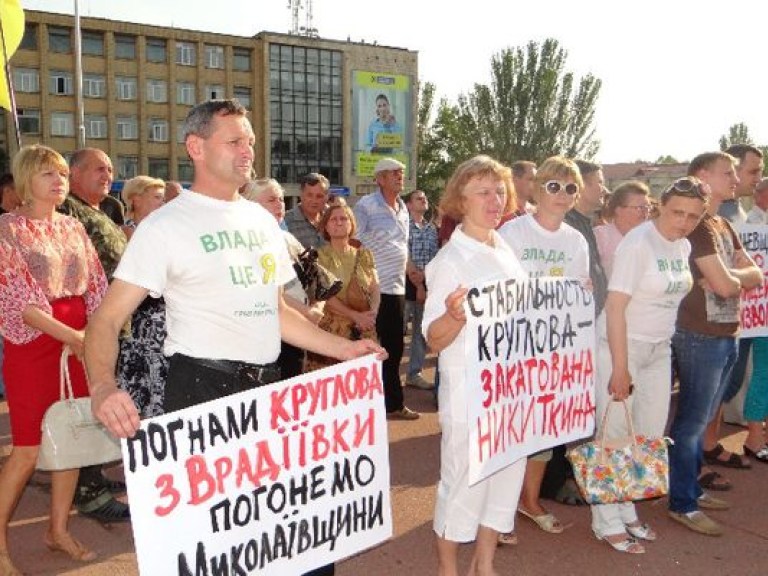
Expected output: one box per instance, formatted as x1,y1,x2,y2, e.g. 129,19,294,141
668,330,737,513
722,337,752,403
405,299,426,378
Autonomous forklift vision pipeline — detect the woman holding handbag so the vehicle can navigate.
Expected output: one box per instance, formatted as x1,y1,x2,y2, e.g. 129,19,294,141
0,145,107,574
305,198,380,372
590,178,708,553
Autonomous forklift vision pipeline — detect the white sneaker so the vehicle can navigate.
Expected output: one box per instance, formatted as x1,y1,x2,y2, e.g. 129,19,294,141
406,374,434,390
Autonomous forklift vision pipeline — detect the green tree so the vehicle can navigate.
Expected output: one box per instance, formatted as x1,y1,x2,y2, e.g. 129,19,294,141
719,122,754,150
435,38,601,167
655,155,680,164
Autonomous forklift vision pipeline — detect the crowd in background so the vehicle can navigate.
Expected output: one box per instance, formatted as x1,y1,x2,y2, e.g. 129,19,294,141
0,96,766,576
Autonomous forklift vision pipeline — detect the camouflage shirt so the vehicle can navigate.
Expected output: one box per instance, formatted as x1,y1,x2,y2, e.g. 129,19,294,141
58,194,127,280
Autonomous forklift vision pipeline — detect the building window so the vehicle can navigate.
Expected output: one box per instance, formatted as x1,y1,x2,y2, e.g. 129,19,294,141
178,159,194,182
17,108,40,134
146,37,167,63
175,41,196,66
115,76,137,101
269,44,343,183
81,31,104,56
13,68,39,93
233,86,251,109
176,82,195,106
116,115,138,140
85,114,107,139
148,118,169,142
233,47,251,71
148,157,170,180
83,73,106,98
49,70,74,95
51,112,75,137
114,34,136,60
20,23,37,51
117,155,138,179
176,121,185,143
205,84,224,100
48,26,71,53
146,79,168,103
205,45,224,69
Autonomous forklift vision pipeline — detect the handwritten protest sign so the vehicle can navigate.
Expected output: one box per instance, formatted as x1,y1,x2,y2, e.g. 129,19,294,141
738,223,768,338
123,355,391,575
465,277,596,485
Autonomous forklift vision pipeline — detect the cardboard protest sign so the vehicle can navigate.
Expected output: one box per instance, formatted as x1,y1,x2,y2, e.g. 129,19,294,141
123,355,391,575
465,277,596,485
738,223,768,338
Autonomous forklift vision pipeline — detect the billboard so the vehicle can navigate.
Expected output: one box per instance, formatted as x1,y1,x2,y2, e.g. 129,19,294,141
351,70,412,177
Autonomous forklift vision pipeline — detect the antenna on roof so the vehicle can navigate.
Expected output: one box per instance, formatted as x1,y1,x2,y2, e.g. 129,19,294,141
287,0,318,37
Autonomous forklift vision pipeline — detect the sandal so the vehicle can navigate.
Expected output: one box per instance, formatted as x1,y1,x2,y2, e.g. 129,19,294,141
625,522,657,542
518,508,564,534
698,470,732,492
703,444,751,469
0,551,22,576
593,531,645,554
743,444,768,464
497,531,518,546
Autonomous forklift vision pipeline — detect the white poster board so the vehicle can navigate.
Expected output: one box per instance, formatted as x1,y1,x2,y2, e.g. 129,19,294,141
465,277,596,485
738,223,768,338
123,355,392,575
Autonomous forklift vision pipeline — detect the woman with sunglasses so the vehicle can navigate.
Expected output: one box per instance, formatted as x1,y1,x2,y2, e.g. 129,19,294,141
590,177,708,553
497,156,589,542
594,181,652,278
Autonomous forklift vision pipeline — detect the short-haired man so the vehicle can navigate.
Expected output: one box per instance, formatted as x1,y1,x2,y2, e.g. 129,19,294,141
58,148,131,522
404,190,438,390
354,158,418,420
86,98,382,450
565,160,608,315
510,160,537,217
284,172,330,249
667,151,762,536
718,145,765,427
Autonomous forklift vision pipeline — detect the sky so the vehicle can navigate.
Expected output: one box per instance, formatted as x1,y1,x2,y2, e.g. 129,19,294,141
21,0,768,164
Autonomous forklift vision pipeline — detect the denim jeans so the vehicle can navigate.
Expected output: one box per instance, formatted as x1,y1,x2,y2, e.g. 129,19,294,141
405,299,427,378
668,329,737,513
722,337,752,403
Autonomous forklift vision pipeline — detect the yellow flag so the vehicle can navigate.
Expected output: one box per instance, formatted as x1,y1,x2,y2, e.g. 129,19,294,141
0,0,24,110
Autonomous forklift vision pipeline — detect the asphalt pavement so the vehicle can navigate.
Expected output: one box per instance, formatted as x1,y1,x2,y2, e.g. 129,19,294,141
1,347,767,576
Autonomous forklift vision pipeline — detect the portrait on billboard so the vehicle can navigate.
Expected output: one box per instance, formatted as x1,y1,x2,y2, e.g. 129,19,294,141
352,71,412,177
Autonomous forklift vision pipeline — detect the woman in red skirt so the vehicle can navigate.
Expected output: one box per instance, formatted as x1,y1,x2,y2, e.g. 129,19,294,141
0,145,107,575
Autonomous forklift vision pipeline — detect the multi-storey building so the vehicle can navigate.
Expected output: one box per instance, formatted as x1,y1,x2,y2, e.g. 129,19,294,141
3,10,418,197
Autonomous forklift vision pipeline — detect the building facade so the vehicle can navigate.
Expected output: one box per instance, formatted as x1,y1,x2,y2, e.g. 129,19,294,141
3,10,418,197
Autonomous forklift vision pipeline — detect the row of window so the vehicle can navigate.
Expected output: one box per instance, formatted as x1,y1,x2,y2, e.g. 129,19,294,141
21,24,251,70
115,156,193,181
13,68,251,107
18,109,192,143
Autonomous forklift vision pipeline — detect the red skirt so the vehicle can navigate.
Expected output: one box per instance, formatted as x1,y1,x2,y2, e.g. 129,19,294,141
3,296,90,446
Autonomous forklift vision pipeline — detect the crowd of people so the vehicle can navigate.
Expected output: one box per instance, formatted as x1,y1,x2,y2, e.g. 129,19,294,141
0,97,766,576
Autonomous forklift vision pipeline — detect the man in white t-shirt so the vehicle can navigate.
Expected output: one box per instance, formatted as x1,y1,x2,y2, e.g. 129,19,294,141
84,99,384,434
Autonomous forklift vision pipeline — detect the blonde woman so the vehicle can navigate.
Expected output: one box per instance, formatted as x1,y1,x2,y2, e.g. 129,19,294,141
0,145,107,573
116,175,167,417
120,175,165,239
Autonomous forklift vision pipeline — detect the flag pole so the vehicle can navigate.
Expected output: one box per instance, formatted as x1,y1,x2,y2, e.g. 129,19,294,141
0,11,21,153
74,0,85,148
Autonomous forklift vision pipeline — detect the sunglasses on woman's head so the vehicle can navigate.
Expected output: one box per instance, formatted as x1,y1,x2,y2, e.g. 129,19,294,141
663,177,707,200
544,180,579,195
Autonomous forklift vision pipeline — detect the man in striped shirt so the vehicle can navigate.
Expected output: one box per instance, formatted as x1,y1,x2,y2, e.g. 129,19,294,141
354,158,419,420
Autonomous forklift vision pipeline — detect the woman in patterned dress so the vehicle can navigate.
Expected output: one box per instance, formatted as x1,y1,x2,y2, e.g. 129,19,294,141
116,176,168,418
0,145,107,573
